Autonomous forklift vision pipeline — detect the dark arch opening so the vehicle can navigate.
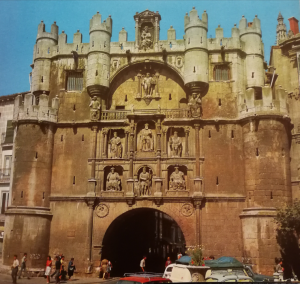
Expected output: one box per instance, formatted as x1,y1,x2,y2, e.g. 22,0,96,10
101,208,186,276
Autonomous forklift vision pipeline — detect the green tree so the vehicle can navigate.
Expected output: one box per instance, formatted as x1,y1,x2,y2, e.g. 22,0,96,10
274,200,300,279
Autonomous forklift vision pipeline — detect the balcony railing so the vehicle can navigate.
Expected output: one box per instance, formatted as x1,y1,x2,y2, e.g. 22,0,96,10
0,168,11,183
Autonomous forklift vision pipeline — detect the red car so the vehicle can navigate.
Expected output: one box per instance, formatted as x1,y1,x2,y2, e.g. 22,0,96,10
117,273,172,284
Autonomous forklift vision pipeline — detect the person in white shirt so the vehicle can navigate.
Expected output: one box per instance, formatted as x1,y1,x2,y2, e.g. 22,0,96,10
18,252,30,279
140,256,146,272
11,255,19,284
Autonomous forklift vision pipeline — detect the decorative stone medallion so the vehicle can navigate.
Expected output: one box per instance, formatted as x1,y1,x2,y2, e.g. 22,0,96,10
95,204,109,218
181,203,194,217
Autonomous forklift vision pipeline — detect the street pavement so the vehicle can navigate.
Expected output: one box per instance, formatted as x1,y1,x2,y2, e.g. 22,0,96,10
0,274,120,284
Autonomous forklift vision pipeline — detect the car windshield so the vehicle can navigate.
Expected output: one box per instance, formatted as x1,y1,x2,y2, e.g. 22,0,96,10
166,267,173,272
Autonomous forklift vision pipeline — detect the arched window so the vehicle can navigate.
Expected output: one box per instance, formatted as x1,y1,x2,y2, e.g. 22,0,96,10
213,65,230,81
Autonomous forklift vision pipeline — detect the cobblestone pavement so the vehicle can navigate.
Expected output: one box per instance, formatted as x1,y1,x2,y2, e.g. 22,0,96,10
0,274,119,284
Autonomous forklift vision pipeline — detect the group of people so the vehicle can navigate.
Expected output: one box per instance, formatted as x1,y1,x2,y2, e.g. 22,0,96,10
11,253,76,284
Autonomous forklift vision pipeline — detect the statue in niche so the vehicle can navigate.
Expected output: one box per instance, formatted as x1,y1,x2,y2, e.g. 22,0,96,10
188,93,202,118
141,73,156,97
170,167,186,190
139,167,152,196
169,131,182,157
106,167,121,191
140,26,152,51
89,96,101,121
139,123,154,152
109,132,122,158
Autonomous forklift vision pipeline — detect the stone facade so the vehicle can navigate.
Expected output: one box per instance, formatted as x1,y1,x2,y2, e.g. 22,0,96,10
2,8,297,276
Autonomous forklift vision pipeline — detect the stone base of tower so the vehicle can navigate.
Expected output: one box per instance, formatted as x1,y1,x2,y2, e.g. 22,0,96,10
240,208,279,275
2,207,52,269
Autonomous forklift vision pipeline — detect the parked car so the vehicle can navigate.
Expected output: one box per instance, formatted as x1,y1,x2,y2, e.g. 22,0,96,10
163,263,210,282
117,273,171,284
244,265,275,282
206,273,254,282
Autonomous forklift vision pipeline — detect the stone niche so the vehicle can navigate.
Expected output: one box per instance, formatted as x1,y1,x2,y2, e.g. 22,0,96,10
102,165,124,196
166,165,189,196
167,127,186,158
135,165,154,197
136,120,156,157
107,129,125,159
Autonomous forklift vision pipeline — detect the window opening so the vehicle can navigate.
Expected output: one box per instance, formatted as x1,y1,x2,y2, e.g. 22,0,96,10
270,191,273,200
73,176,76,185
214,65,230,81
125,95,128,102
73,104,76,111
219,99,222,106
82,135,84,141
209,130,211,138
41,76,43,83
67,71,83,91
252,72,254,78
193,66,196,73
35,152,38,159
169,94,172,100
43,192,45,199
61,135,63,142
231,130,234,138
216,176,219,185
21,191,23,198
256,148,259,157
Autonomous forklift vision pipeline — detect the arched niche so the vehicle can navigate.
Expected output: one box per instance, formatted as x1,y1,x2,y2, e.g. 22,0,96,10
108,62,186,110
135,165,154,197
103,165,124,192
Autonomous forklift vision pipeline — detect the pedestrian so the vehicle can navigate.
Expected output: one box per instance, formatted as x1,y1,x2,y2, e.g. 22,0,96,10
140,256,146,272
11,255,19,284
60,255,66,281
68,258,76,281
107,260,112,278
54,256,61,284
100,259,108,279
165,257,172,267
177,253,182,259
45,255,52,284
51,256,58,278
18,252,30,279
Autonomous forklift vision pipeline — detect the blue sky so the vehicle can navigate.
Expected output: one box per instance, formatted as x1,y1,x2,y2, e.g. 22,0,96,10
0,0,299,96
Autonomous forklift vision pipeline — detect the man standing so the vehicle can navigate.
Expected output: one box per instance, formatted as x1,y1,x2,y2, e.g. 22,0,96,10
165,257,172,267
11,255,19,284
54,256,61,284
140,256,146,272
18,252,30,279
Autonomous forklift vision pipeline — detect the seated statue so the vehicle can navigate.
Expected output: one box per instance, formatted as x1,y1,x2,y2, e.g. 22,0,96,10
169,131,182,157
169,167,186,190
106,167,121,191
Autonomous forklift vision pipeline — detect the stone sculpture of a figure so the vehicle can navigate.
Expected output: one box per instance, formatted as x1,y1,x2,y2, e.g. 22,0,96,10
141,73,156,97
188,93,202,118
140,26,152,50
169,131,182,157
106,167,121,191
139,167,152,196
109,132,122,158
89,96,101,121
140,123,154,152
170,167,186,190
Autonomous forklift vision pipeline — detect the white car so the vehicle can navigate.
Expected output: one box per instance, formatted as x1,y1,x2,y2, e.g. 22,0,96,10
163,263,176,280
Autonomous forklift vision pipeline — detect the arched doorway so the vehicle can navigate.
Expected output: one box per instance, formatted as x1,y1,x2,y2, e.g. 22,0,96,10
101,208,186,276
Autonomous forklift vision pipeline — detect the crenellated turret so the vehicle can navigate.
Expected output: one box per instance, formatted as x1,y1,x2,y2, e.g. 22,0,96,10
86,12,112,101
239,15,264,89
32,21,58,96
183,7,209,95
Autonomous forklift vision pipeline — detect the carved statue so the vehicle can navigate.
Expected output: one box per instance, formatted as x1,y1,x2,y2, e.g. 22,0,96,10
109,132,122,158
188,93,202,118
139,123,154,152
169,131,182,157
106,167,121,191
141,73,156,97
89,96,101,121
170,167,186,190
139,167,152,196
140,26,152,51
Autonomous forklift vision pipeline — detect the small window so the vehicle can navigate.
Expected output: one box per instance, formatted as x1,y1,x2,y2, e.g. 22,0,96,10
214,65,230,81
67,71,83,91
254,87,262,100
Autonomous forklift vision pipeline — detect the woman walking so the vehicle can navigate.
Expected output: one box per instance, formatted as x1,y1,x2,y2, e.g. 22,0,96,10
45,256,52,283
67,258,76,281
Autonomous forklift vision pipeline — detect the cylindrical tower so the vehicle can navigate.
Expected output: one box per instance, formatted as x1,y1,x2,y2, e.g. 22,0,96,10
86,12,112,104
184,7,209,94
32,21,58,96
239,15,264,88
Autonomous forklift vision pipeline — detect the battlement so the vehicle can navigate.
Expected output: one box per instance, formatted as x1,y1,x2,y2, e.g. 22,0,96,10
239,86,288,118
239,15,261,36
13,93,59,123
36,21,58,42
89,12,112,36
184,7,208,31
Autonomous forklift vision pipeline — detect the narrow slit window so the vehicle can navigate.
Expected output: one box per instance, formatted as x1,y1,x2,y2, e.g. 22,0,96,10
169,42,172,48
73,176,76,185
82,135,84,141
216,176,219,185
188,38,190,44
37,48,39,54
231,130,234,138
41,76,43,83
256,148,259,157
92,41,94,47
95,70,98,76
73,104,76,111
47,47,50,54
43,192,45,199
169,94,172,100
76,45,78,51
193,66,196,73
270,191,273,200
67,71,83,91
209,130,211,138
35,152,38,159
252,72,254,78
61,135,63,142
219,99,222,106
125,95,128,102
21,191,23,198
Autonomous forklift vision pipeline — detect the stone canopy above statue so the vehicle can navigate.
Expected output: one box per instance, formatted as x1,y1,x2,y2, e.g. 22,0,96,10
134,9,161,51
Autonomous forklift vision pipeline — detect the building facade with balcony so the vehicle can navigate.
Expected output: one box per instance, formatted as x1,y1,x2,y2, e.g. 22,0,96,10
2,8,299,276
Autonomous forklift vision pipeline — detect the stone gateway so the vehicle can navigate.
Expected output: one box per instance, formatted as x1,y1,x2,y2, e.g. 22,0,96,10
3,7,297,277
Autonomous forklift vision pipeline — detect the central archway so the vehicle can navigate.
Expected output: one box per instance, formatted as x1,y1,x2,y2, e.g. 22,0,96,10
101,208,186,276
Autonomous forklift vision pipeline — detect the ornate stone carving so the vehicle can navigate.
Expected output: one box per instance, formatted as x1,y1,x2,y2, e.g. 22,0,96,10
142,73,156,97
170,167,186,190
95,203,109,218
169,131,182,157
140,26,153,51
139,123,154,152
138,167,152,196
188,93,202,118
109,132,123,158
181,203,194,217
89,96,101,121
106,167,121,191
175,56,183,68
